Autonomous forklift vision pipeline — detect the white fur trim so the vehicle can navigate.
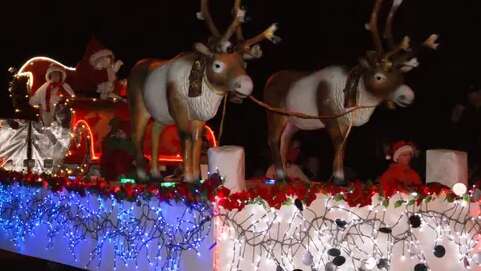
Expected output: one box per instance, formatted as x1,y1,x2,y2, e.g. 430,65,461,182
393,145,414,162
45,65,66,82
89,49,113,67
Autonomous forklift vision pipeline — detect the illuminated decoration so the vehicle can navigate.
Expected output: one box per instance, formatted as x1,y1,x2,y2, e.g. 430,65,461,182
213,182,481,271
0,181,214,271
1,168,480,270
453,182,468,196
119,177,135,184
16,56,77,91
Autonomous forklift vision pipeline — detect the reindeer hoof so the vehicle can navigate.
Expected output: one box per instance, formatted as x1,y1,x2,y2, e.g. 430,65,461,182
136,168,148,181
150,169,162,179
332,176,347,186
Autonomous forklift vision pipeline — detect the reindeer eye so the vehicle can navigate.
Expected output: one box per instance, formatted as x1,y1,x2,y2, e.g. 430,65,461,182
212,60,225,73
374,73,386,82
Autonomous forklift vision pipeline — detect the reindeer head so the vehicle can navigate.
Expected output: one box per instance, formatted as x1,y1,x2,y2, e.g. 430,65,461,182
193,0,279,102
360,0,439,98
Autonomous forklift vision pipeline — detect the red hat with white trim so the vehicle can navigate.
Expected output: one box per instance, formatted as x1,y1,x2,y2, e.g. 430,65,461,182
45,64,66,82
386,140,416,162
83,37,114,69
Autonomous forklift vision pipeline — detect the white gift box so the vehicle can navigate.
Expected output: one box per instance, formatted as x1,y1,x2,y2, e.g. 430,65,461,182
208,146,246,193
426,149,468,187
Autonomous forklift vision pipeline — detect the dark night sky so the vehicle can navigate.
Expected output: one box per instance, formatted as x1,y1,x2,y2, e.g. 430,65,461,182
0,0,480,179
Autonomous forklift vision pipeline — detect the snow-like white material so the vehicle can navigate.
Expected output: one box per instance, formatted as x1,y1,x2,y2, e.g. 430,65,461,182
426,149,468,187
208,146,245,193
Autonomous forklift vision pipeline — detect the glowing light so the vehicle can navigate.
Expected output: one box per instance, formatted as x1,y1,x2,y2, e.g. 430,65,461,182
453,183,467,196
120,178,135,184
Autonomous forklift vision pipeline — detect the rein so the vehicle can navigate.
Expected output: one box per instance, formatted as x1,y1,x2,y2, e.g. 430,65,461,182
247,95,376,120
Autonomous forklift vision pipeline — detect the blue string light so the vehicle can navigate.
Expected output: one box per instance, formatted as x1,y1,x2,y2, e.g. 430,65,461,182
0,182,213,270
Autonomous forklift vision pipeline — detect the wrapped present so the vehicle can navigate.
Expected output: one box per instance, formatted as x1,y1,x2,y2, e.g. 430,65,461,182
426,149,468,187
208,146,246,193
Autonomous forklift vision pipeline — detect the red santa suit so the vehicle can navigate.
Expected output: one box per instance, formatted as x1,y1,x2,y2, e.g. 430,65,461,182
29,65,75,126
380,141,422,196
70,37,124,99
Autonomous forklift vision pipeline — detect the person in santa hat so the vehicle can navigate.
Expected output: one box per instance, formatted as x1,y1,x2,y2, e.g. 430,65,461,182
379,140,422,194
71,37,125,100
29,64,75,126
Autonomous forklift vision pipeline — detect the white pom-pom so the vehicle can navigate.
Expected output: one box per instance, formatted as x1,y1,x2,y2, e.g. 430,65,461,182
196,12,205,20
385,155,391,160
364,23,371,31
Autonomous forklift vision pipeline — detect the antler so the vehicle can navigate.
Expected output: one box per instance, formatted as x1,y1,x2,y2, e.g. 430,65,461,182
367,0,385,56
383,0,404,49
198,0,221,37
220,0,244,44
393,34,439,69
236,24,280,56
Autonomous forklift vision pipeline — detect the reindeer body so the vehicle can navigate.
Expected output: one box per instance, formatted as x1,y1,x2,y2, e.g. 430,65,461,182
141,54,224,124
128,53,232,181
264,67,405,183
283,66,382,130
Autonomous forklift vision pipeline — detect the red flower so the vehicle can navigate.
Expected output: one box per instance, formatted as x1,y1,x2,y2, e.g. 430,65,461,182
216,186,231,199
344,180,373,207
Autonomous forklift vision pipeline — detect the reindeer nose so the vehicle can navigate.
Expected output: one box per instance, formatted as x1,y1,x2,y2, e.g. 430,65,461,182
231,75,253,97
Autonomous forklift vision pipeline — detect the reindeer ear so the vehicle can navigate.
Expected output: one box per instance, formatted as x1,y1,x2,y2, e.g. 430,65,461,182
194,43,214,57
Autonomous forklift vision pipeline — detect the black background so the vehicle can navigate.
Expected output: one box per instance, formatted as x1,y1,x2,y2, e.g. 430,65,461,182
0,0,480,179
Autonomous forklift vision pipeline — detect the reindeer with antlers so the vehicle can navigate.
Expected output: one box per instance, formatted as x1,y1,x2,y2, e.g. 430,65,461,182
264,0,439,185
128,0,279,182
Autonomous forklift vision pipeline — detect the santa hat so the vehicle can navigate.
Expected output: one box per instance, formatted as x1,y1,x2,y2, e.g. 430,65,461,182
84,37,114,69
386,140,416,162
45,64,67,82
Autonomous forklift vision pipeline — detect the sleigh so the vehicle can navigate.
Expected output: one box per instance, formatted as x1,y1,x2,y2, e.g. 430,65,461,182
1,56,217,175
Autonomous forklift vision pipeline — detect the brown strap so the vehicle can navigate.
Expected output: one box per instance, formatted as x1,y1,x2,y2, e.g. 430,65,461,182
343,65,364,108
188,53,207,97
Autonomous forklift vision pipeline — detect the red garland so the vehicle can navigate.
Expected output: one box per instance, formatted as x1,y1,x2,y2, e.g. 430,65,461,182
0,170,468,211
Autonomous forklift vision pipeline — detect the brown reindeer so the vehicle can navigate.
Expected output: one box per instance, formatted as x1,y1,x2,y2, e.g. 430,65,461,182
128,0,279,182
264,0,439,185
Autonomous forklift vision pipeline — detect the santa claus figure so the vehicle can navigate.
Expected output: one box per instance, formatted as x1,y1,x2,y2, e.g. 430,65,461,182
71,37,125,100
29,64,75,126
380,140,422,194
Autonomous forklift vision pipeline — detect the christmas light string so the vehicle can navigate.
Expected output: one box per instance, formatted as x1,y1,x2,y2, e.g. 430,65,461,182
214,192,481,271
1,169,481,270
0,182,213,271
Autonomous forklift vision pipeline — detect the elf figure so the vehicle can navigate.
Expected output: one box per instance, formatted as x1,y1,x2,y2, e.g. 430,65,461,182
380,141,422,193
29,64,75,126
72,37,125,100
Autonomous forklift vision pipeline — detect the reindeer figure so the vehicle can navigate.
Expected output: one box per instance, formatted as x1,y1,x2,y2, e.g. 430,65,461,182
128,0,279,182
264,0,439,185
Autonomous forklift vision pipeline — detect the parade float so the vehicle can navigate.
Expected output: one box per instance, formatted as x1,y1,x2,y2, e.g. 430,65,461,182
0,0,480,271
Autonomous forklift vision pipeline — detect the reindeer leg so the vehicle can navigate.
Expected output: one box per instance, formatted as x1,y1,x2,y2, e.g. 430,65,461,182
326,117,351,186
267,111,288,181
150,121,165,179
191,120,205,181
132,113,150,180
280,122,298,176
167,83,194,183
